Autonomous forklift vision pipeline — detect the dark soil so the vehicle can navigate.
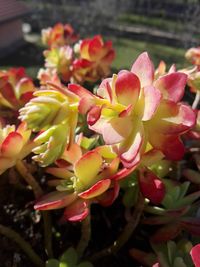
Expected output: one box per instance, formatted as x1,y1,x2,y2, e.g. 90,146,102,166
0,168,142,267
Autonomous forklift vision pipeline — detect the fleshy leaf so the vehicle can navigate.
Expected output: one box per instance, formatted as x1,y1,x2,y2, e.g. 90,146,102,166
78,179,111,199
190,244,200,267
154,72,187,103
148,134,185,161
109,165,137,181
88,35,103,60
102,116,133,145
60,247,77,267
131,52,154,87
135,85,162,121
1,132,23,157
97,181,120,206
0,82,18,107
94,145,116,159
46,167,74,179
129,248,157,267
34,191,76,210
68,84,94,98
149,101,196,135
150,223,181,243
87,106,102,126
142,149,164,167
97,78,113,102
61,143,82,164
62,199,89,222
74,151,103,190
183,169,200,184
181,218,200,236
119,120,144,167
115,70,140,106
139,168,165,204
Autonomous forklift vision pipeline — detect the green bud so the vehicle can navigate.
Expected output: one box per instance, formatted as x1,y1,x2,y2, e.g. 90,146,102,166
19,90,77,131
32,123,69,166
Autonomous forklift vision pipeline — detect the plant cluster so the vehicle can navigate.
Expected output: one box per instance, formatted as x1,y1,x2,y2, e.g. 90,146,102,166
40,23,115,84
0,23,200,267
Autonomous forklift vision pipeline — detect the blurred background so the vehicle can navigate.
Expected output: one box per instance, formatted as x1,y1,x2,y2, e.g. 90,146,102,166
1,0,200,78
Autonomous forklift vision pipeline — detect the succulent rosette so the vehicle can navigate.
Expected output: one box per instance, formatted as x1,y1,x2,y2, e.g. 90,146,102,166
79,35,115,66
34,144,134,222
0,67,35,111
152,241,197,267
42,23,78,48
32,123,70,167
184,47,200,93
72,35,115,84
0,122,34,174
19,84,79,166
185,47,200,68
44,46,73,82
37,68,62,86
69,52,196,169
131,240,197,267
187,69,200,93
180,65,200,93
71,59,96,84
2,20,200,267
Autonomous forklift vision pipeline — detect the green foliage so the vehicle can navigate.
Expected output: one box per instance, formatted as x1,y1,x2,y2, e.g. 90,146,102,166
150,160,172,178
32,123,69,166
112,37,186,71
118,14,184,33
19,90,75,131
46,259,60,267
46,247,93,267
152,240,194,267
162,180,200,209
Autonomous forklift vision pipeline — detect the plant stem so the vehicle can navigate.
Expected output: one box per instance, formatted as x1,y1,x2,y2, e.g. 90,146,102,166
15,160,53,258
15,160,43,198
42,211,54,258
77,213,91,259
192,91,200,109
90,193,144,262
0,224,44,267
144,205,166,215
